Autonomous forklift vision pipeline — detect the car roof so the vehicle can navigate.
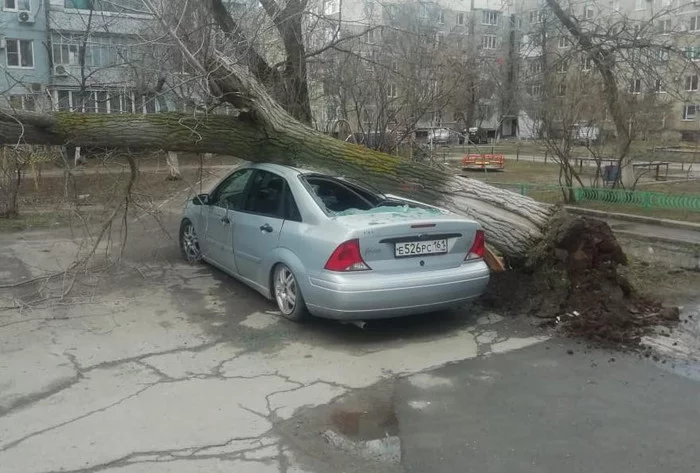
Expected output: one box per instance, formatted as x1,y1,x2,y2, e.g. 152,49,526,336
244,162,326,178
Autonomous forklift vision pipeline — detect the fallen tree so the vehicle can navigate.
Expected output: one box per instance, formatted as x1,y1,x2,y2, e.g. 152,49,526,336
0,1,679,345
0,106,553,261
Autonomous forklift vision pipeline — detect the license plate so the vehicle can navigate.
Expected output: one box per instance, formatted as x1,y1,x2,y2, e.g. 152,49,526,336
394,239,448,258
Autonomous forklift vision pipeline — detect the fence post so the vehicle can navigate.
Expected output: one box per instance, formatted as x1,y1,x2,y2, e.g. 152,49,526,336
642,191,652,209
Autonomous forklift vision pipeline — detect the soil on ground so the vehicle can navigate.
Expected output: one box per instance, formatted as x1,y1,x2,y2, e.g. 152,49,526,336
480,214,681,349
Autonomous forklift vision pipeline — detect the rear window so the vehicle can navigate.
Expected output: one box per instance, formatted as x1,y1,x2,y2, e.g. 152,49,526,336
302,176,378,214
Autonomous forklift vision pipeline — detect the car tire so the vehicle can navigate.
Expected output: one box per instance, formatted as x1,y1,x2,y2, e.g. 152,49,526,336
272,264,307,322
179,219,202,263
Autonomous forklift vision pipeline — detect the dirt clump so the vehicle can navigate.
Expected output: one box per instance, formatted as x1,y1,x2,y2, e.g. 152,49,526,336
480,214,679,348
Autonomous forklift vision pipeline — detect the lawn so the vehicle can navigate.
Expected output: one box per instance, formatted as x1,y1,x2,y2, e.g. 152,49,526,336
454,160,700,224
436,139,700,164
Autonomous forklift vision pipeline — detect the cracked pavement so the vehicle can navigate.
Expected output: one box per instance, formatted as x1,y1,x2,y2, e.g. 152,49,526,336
2,211,699,473
0,214,544,473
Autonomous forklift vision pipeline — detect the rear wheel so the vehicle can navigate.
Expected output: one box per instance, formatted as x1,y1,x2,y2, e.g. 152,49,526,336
179,219,202,263
273,264,307,321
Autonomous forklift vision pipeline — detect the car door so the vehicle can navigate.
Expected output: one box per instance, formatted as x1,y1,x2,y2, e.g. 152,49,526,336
202,168,254,274
232,170,286,288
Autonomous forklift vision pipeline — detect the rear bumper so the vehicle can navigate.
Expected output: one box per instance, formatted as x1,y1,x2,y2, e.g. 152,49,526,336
304,261,490,320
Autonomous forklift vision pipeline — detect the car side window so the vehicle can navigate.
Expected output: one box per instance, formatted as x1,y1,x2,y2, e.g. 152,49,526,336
210,168,254,209
243,171,285,218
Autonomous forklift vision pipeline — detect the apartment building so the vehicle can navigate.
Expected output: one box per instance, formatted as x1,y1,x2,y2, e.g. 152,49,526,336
308,0,522,139
0,0,176,115
0,0,51,111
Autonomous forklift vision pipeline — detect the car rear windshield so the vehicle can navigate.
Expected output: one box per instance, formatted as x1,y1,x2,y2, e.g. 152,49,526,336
301,175,430,215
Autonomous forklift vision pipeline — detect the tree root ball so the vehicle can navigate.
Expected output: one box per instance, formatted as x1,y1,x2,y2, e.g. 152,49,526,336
479,212,679,348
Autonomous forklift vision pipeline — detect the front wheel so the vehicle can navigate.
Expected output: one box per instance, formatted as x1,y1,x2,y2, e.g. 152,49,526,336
273,264,307,322
179,219,202,263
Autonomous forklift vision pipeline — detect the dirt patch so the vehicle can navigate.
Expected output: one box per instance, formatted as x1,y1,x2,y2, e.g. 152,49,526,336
480,213,680,349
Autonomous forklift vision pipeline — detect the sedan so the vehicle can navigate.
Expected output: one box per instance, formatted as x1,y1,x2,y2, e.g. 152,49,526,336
179,163,490,321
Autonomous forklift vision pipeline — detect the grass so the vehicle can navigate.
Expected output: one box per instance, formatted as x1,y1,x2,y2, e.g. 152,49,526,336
437,140,700,164
0,209,112,232
456,160,700,223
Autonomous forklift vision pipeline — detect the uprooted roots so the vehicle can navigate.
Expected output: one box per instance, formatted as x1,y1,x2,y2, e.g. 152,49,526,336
480,213,679,348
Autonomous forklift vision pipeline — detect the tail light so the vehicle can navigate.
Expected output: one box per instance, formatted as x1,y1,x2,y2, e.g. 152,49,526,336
465,230,485,261
324,239,371,271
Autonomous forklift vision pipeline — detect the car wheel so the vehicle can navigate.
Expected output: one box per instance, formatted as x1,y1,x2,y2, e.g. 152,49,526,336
273,264,307,321
179,219,202,263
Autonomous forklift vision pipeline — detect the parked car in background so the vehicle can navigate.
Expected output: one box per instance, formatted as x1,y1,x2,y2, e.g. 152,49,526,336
179,163,490,321
427,128,454,145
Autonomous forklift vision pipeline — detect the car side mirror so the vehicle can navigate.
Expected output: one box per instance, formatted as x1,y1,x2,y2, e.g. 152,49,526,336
193,193,209,206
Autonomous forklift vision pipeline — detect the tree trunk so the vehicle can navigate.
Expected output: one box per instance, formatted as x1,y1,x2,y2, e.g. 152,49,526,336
0,108,554,260
166,151,182,180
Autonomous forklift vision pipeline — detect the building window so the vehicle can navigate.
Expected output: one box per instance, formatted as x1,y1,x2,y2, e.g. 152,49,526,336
53,90,145,113
436,33,444,46
387,83,397,98
691,16,700,32
6,39,34,68
420,4,428,18
8,94,35,111
629,78,642,94
558,36,568,48
323,0,339,15
582,57,593,71
366,29,375,43
683,104,696,120
530,84,541,96
391,60,398,72
635,0,645,10
438,10,444,24
685,46,700,60
529,61,542,74
557,60,568,73
456,12,464,25
529,10,542,23
482,10,499,26
4,0,30,10
482,35,497,49
656,48,669,61
686,75,699,91
558,84,566,96
584,6,595,19
659,19,672,34
653,78,664,94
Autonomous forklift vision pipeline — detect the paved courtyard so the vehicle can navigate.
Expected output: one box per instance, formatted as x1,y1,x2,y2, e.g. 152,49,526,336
1,210,699,473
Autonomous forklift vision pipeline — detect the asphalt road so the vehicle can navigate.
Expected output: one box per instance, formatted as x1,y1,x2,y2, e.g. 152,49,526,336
1,209,699,473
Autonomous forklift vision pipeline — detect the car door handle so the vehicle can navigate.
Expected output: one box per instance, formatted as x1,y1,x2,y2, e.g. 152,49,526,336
220,216,230,225
259,223,273,233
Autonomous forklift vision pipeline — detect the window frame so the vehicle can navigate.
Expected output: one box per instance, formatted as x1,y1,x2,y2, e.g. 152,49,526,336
456,12,464,25
240,170,288,219
686,75,698,92
5,38,34,69
4,0,30,11
209,168,256,210
691,15,700,32
482,10,498,26
482,35,497,50
682,104,696,121
629,78,642,94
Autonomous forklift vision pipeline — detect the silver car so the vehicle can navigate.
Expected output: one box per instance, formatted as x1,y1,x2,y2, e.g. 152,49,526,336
179,163,490,321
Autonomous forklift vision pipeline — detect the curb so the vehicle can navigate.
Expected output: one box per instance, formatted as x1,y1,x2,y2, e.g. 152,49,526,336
565,206,700,232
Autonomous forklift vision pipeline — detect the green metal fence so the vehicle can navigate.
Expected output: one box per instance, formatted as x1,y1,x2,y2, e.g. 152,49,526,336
502,183,700,212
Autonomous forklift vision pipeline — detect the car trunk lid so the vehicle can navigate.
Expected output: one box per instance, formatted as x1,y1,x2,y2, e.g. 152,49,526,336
332,207,480,273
